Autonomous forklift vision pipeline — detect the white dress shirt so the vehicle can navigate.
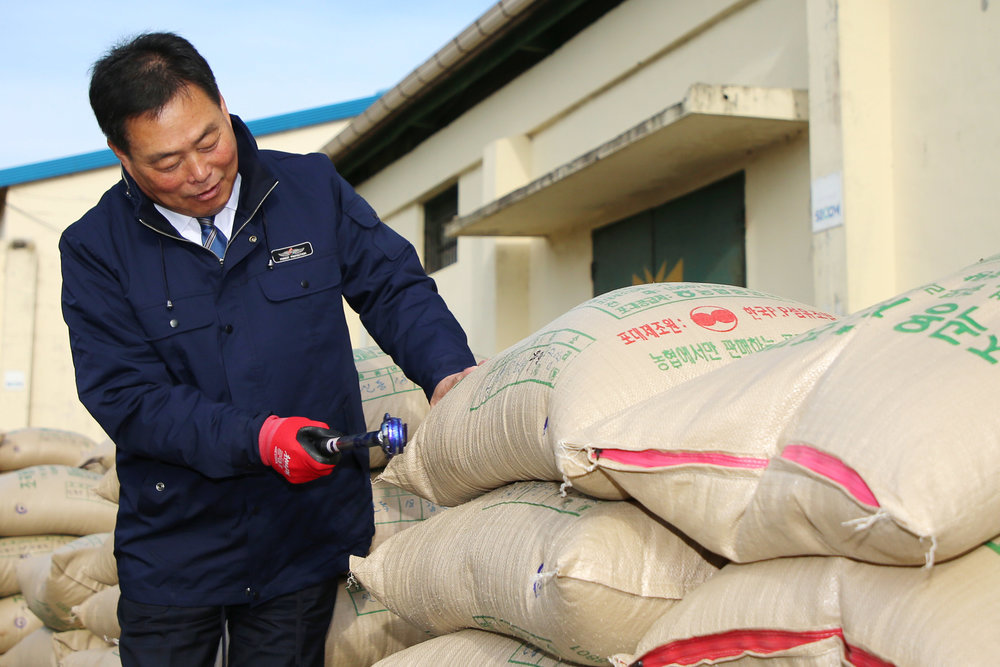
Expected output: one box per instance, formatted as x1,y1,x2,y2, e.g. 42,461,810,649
156,173,241,245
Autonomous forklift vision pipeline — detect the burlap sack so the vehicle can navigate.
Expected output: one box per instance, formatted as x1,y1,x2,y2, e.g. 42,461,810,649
324,576,430,666
51,629,114,663
0,626,55,667
613,539,1000,667
561,255,1000,565
354,345,432,468
0,466,117,538
0,536,77,597
50,531,116,600
350,481,723,664
91,467,118,505
372,628,585,666
370,477,448,553
75,440,116,476
0,430,97,472
0,594,42,654
16,534,113,631
72,585,119,642
379,283,835,506
58,647,121,667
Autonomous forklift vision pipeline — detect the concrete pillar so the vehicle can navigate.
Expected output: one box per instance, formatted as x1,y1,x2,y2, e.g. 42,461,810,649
1,240,38,430
807,0,894,314
482,134,533,202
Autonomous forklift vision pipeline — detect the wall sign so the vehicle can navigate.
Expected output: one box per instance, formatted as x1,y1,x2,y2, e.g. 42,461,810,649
811,171,844,232
4,370,26,391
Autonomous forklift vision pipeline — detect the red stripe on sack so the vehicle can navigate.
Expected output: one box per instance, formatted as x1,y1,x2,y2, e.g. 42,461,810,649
593,449,769,470
632,628,894,667
846,642,897,667
781,444,880,507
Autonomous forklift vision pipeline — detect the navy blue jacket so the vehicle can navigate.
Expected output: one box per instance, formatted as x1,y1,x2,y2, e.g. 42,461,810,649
59,116,475,606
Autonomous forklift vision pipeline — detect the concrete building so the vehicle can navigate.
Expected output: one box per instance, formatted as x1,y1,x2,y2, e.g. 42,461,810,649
2,0,998,439
330,0,1000,355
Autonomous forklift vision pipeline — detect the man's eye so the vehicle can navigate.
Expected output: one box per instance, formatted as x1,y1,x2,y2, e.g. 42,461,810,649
199,138,219,152
157,162,181,172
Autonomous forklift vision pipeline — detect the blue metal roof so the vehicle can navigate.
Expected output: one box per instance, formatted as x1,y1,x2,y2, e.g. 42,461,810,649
0,93,380,188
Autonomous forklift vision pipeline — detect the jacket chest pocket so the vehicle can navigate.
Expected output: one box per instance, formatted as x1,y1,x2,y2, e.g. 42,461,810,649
253,259,345,356
256,257,342,305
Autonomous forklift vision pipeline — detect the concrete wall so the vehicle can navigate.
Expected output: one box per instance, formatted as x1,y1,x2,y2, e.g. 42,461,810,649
890,0,1000,289
745,132,815,305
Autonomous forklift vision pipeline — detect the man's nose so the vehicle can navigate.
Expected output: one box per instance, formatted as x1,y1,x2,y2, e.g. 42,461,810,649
188,154,212,183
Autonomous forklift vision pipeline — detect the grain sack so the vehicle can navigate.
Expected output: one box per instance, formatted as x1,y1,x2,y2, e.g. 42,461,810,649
52,629,114,663
0,429,96,473
0,466,117,538
59,646,121,667
51,532,116,591
0,595,42,654
325,576,430,666
0,536,77,597
16,534,113,631
613,539,1000,667
355,345,432,468
91,467,118,505
72,585,119,643
350,481,723,665
370,477,448,553
380,283,835,506
372,628,585,666
561,255,1000,565
0,626,55,667
75,440,116,476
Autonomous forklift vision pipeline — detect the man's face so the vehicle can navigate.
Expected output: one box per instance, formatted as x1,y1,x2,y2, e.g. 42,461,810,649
111,85,238,218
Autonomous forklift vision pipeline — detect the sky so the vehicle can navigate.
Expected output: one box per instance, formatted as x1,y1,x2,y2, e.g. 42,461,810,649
0,1,498,170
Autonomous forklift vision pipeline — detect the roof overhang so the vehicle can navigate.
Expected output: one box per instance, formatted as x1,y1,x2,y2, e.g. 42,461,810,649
446,83,809,238
323,0,626,185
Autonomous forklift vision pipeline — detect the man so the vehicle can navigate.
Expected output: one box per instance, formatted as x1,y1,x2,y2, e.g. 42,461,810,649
60,32,476,666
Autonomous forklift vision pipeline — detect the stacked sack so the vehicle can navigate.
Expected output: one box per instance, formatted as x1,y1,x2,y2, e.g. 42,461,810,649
354,345,435,469
322,347,455,666
361,257,1000,666
0,429,120,666
610,540,1000,666
565,254,1000,665
324,479,439,666
357,282,840,665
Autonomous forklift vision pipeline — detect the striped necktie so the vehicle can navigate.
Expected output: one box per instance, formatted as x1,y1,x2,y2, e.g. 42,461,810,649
197,216,227,259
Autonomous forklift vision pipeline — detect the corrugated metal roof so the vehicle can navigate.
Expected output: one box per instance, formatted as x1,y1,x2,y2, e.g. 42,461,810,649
0,93,381,188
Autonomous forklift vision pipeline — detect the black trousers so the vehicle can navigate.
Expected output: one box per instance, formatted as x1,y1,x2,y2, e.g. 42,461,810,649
118,579,338,667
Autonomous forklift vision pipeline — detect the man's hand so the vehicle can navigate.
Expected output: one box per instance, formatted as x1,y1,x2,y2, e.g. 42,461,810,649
430,365,479,407
258,415,343,483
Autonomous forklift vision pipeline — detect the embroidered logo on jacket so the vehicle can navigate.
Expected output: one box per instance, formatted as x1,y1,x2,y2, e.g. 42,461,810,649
270,242,314,264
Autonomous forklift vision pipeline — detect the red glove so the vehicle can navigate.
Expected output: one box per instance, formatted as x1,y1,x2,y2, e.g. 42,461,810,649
258,415,341,484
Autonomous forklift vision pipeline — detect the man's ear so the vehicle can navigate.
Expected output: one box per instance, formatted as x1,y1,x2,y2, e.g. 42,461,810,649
220,95,233,126
108,140,131,169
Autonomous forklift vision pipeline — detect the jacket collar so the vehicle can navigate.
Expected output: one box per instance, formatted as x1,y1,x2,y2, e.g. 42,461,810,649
120,114,279,233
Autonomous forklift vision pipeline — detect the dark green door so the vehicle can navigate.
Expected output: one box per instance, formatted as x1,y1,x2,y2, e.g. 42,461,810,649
592,172,746,296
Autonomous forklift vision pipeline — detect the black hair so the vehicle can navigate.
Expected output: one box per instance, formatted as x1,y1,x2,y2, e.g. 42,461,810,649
89,32,221,156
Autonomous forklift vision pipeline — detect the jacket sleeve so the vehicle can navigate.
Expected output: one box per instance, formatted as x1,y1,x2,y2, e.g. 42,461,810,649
59,229,267,479
332,171,476,399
